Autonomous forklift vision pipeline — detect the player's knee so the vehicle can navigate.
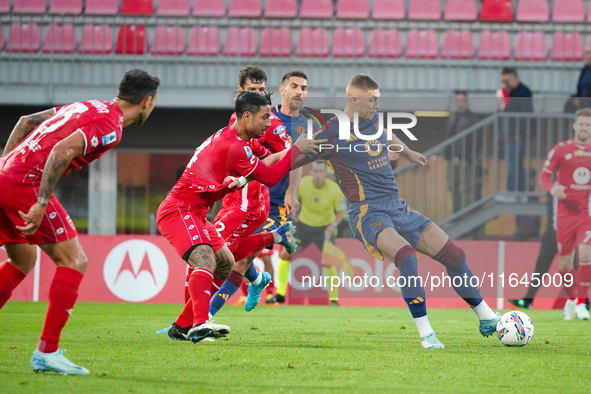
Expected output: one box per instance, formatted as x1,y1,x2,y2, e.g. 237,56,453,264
187,244,217,272
578,246,591,262
60,251,88,274
433,239,464,267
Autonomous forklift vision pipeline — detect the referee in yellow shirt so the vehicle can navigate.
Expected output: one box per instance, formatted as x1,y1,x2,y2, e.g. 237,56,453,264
290,160,347,306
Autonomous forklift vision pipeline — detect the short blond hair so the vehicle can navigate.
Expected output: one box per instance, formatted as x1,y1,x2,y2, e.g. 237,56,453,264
346,74,379,96
574,107,591,121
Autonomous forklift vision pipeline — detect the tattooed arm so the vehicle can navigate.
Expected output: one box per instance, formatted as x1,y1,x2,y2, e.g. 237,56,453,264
2,109,56,157
16,131,85,235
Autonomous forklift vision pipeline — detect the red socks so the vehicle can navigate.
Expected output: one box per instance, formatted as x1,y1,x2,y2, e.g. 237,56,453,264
184,267,194,303
0,261,27,309
241,282,249,296
231,233,275,261
38,267,83,353
577,261,591,304
562,267,578,300
187,268,214,327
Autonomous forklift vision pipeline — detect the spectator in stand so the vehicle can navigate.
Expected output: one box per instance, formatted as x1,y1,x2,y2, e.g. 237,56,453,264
576,43,591,108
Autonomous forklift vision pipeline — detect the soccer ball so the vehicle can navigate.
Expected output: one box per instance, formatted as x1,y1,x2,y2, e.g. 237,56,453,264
496,311,534,346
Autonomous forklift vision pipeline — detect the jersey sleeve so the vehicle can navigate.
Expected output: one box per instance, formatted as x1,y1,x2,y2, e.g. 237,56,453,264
259,121,291,153
539,144,561,192
79,116,120,156
250,138,271,159
226,141,260,178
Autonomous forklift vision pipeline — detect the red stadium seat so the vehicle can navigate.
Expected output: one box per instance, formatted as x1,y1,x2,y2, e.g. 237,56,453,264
193,0,225,16
408,0,441,20
229,0,261,18
7,23,41,53
121,0,153,15
480,0,513,21
264,0,297,18
300,0,333,19
444,0,477,21
368,29,402,58
514,31,547,61
295,28,329,57
333,27,365,58
79,24,113,54
42,24,77,54
0,0,10,13
157,0,189,15
150,26,185,55
336,0,369,20
406,29,438,59
0,25,4,51
552,0,585,22
516,0,549,22
260,27,291,57
84,0,118,15
479,30,511,60
551,32,583,61
13,0,46,14
223,27,257,57
187,26,219,56
441,30,474,59
372,0,405,20
49,0,82,14
115,25,148,55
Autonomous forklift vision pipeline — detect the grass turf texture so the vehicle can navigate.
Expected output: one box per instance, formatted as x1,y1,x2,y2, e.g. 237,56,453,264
1,302,590,392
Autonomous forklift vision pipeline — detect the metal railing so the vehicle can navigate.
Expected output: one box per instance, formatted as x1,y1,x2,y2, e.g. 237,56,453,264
393,112,573,237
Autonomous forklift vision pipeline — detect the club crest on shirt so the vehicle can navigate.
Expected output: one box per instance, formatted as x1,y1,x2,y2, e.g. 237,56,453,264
373,221,383,228
273,125,286,134
297,126,306,135
244,146,253,158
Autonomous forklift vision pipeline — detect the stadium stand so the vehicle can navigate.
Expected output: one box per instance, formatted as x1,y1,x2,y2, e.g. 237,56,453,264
260,27,291,57
7,23,41,53
229,0,261,18
187,26,219,56
193,0,226,16
150,25,185,55
79,24,113,54
514,31,548,61
156,0,190,16
444,0,477,21
296,27,329,57
441,30,475,60
552,0,585,22
336,0,370,20
42,23,77,54
406,29,438,59
115,25,148,54
480,0,513,21
13,0,46,14
300,0,333,19
49,0,83,15
333,27,365,58
516,0,549,22
479,30,511,60
408,0,441,20
84,0,118,15
0,0,10,13
120,0,153,15
368,28,402,58
263,0,297,18
551,32,583,61
0,25,5,51
223,26,257,57
372,0,405,20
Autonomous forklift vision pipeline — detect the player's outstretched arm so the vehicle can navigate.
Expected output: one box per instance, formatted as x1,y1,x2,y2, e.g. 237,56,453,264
16,131,84,235
2,108,56,157
389,134,426,167
293,130,327,162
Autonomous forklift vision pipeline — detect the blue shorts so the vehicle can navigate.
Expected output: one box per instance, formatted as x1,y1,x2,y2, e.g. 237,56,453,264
254,203,288,234
348,197,432,260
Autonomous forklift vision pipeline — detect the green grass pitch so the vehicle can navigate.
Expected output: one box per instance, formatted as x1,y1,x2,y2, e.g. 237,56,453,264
1,301,590,392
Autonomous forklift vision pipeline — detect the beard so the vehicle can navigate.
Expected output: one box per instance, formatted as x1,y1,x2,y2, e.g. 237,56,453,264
133,111,148,125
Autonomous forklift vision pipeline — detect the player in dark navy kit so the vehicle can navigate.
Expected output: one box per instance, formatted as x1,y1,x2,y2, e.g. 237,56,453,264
297,74,500,348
